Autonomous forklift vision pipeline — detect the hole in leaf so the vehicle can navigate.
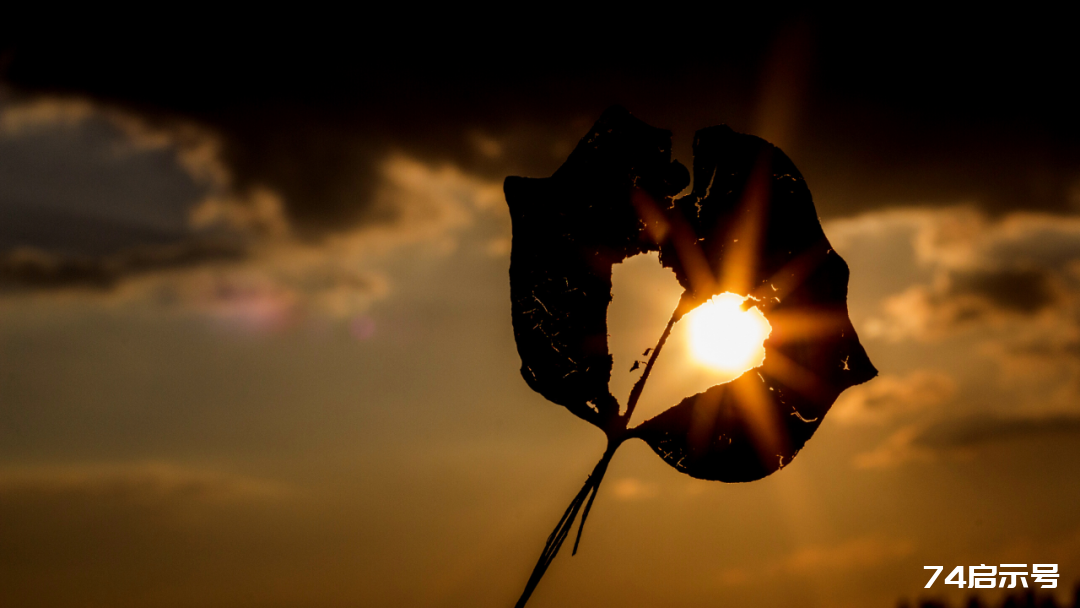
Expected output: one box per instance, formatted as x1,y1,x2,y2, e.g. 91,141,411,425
610,253,774,427
684,293,771,373
627,293,772,428
608,252,683,415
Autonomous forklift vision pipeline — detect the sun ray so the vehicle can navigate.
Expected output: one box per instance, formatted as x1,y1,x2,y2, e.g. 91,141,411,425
732,372,790,468
761,348,830,406
717,151,774,296
761,310,851,342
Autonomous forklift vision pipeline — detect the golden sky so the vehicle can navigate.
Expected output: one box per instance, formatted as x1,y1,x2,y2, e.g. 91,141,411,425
1,15,1079,608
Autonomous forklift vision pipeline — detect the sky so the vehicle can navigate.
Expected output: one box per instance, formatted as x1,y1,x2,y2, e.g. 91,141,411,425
2,15,1080,608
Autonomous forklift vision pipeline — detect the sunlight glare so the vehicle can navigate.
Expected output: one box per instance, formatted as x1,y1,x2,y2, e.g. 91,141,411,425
686,293,771,373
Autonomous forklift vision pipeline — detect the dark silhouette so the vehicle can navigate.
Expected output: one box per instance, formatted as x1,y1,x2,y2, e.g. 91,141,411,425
505,106,876,606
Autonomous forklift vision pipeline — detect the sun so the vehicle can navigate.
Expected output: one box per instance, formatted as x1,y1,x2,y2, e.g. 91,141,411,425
685,292,772,373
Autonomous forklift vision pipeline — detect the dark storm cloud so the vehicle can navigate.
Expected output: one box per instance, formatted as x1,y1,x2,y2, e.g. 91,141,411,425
3,12,1078,236
0,92,503,316
0,98,252,291
0,104,205,255
2,17,1078,304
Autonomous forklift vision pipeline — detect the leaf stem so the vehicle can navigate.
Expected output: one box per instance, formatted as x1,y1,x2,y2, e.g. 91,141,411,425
513,440,618,608
513,298,685,607
622,305,680,426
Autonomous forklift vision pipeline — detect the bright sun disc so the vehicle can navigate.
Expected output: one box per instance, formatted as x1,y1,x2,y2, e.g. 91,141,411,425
686,292,772,373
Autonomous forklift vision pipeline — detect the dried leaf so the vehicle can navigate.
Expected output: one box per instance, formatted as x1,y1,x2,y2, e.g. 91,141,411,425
504,106,876,605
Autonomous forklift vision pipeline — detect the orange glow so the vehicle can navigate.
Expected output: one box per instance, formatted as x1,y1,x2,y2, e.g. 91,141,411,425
685,293,772,374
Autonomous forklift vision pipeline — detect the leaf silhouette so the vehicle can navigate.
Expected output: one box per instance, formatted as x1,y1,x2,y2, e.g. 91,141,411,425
504,106,876,606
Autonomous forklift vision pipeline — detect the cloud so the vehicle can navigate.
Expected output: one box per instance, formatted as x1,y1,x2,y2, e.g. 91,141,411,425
338,152,507,255
853,424,940,469
949,269,1055,314
837,206,1080,426
0,238,246,290
916,415,1080,450
826,208,1080,464
781,536,915,574
853,207,1080,342
609,477,660,501
718,536,916,585
853,415,1080,469
0,462,287,506
0,95,267,278
831,370,955,426
0,95,508,322
867,274,1059,343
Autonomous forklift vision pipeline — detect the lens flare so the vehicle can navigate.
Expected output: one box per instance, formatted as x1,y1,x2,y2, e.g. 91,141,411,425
686,292,771,373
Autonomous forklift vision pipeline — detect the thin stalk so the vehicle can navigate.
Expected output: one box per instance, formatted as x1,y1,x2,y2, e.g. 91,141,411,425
513,442,617,608
622,308,679,425
513,299,683,607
